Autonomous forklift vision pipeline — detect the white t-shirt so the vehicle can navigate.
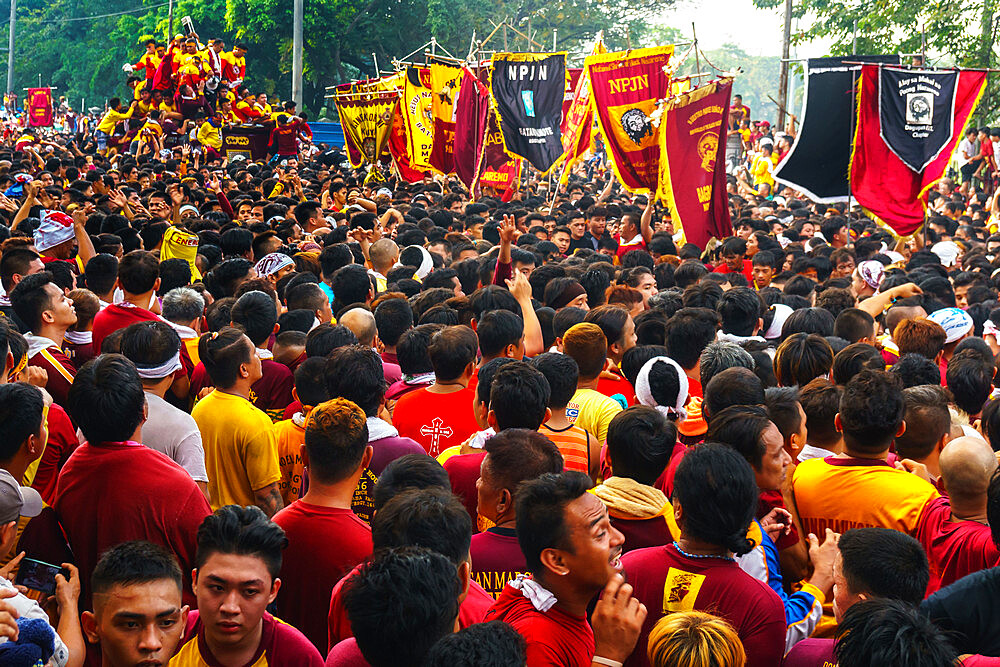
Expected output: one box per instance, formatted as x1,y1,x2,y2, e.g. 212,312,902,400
142,392,209,482
958,138,979,167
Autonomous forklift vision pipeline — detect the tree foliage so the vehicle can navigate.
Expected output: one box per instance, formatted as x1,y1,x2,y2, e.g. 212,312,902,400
3,0,673,117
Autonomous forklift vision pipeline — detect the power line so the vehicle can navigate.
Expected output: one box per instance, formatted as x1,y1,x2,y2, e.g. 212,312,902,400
25,2,171,24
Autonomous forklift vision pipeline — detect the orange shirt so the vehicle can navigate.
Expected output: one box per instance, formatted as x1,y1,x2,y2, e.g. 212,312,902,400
540,423,592,474
271,415,306,505
392,387,481,457
792,455,939,537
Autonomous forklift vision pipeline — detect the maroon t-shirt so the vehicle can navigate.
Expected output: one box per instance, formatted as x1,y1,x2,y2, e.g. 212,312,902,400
191,359,294,420
273,501,373,652
178,610,323,666
443,451,487,522
53,440,210,611
613,516,675,554
781,637,836,666
470,527,527,598
30,403,78,505
621,543,785,667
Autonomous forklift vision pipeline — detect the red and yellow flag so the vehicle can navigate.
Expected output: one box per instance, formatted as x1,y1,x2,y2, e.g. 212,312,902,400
586,45,673,194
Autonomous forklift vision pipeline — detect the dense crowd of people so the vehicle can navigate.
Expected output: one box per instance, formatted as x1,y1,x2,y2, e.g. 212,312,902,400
2,47,1000,667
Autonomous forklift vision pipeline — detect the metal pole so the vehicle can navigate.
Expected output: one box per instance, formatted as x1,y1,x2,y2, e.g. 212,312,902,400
6,0,15,96
292,0,303,107
553,29,557,51
778,0,792,129
852,19,857,55
167,0,173,41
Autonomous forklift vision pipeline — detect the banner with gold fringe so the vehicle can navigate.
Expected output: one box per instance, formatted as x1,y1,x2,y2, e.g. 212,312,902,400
335,91,398,168
586,45,674,194
558,35,606,185
656,78,734,249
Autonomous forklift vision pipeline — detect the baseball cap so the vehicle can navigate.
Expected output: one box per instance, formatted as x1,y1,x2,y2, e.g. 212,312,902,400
0,469,43,524
927,307,973,344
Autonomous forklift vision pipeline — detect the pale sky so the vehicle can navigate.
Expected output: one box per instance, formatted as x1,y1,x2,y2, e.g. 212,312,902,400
660,0,835,59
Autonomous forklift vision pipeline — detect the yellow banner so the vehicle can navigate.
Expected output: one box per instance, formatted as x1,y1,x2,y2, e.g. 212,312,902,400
403,67,435,171
335,91,398,168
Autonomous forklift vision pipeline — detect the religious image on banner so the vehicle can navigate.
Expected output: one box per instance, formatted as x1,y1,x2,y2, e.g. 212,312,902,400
773,56,899,202
850,64,986,237
559,35,607,184
403,66,435,171
429,62,463,174
879,68,959,173
656,78,734,250
335,91,399,168
586,45,674,194
489,52,567,173
27,88,53,127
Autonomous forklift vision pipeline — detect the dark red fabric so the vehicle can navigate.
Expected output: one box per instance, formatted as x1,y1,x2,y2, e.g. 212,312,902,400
443,451,487,522
273,501,373,651
916,496,1000,596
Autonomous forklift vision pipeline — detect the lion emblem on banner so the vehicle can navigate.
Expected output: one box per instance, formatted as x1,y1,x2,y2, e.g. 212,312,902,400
697,132,718,172
620,108,652,145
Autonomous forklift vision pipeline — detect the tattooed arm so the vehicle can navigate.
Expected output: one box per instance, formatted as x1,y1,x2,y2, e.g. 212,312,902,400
253,482,284,518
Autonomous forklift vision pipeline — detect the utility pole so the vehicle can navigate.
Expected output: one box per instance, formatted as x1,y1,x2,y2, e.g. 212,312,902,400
292,0,303,107
6,0,15,96
777,0,792,129
167,0,173,40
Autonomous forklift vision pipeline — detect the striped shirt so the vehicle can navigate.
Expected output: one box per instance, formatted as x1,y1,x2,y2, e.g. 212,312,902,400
540,423,592,474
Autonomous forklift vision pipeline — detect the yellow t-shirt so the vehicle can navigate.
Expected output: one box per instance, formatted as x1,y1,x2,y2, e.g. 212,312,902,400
271,416,306,506
566,387,622,443
792,455,939,536
191,390,281,510
197,121,222,150
96,106,134,135
132,79,147,101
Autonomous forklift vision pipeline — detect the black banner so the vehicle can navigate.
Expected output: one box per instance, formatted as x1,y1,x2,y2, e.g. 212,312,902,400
490,53,566,173
879,68,958,173
774,55,899,202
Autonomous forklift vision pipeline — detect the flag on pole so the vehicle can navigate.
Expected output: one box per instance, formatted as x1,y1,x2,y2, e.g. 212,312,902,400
558,35,606,184
334,91,398,168
656,78,735,249
586,45,674,194
428,62,463,174
850,64,986,237
27,88,53,127
489,52,567,173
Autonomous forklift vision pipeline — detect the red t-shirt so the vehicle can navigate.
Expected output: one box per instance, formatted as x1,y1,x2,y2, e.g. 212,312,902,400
782,637,836,667
191,359,294,421
325,638,371,667
596,373,634,404
470,527,527,598
91,302,161,354
916,496,1000,596
485,581,595,667
443,451,487,522
392,387,480,457
53,440,210,611
712,259,754,283
620,543,785,667
327,565,494,651
30,403,78,505
273,501,373,652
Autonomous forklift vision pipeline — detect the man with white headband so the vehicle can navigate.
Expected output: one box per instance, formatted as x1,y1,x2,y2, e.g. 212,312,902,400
253,252,296,286
851,260,885,299
118,320,208,496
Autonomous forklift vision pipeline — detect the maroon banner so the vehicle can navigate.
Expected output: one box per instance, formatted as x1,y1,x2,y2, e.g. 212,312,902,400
656,79,734,249
27,88,53,127
850,64,987,237
454,69,490,192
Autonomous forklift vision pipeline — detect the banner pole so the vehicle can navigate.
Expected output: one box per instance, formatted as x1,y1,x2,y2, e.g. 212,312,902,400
847,64,857,252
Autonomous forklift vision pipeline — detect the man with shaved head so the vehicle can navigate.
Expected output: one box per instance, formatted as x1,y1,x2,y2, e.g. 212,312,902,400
368,239,399,293
915,436,1000,594
339,307,401,384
